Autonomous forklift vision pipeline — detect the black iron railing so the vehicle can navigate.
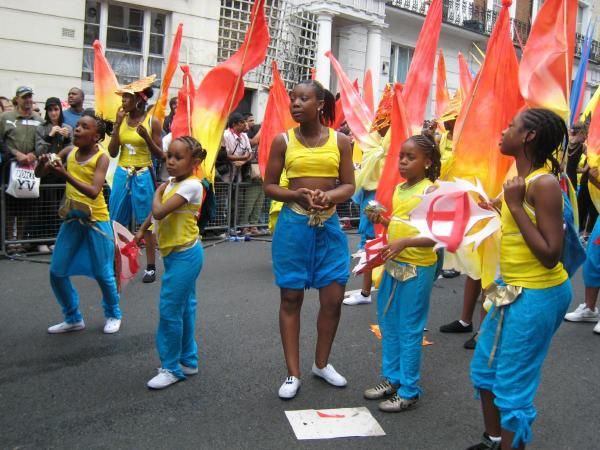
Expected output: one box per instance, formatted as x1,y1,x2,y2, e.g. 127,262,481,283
387,0,600,63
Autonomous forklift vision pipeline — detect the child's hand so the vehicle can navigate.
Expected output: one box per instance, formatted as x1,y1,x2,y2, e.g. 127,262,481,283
47,158,67,177
366,210,381,224
380,239,406,261
156,182,168,196
133,230,144,245
312,189,332,209
136,124,151,142
503,176,526,210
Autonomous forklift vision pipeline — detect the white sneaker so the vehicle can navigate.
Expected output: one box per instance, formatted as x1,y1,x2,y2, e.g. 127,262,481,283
181,364,198,376
47,320,85,334
564,303,600,322
103,318,121,334
278,376,301,399
594,321,600,335
312,363,347,387
343,291,372,305
147,368,180,389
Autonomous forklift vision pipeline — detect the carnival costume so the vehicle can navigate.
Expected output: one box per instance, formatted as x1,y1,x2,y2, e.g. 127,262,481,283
377,179,437,398
50,148,121,323
470,168,572,448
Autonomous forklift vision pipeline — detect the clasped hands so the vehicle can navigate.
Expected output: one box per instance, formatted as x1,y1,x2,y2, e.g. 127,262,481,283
294,188,333,211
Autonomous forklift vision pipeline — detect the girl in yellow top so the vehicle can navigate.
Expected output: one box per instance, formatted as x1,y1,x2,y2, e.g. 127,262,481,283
35,113,121,335
136,136,207,390
365,134,441,413
108,80,164,284
469,109,572,450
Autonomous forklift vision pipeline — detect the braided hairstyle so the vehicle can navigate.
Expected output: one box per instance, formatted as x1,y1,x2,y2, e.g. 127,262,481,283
173,135,207,162
519,108,567,176
297,79,336,126
409,134,442,182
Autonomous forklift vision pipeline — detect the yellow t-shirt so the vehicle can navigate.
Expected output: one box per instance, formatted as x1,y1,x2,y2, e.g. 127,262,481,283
115,114,153,168
155,176,204,257
65,147,109,222
387,178,437,266
500,167,568,288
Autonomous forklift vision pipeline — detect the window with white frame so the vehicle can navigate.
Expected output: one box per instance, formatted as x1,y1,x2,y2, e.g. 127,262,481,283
389,44,413,84
81,0,167,94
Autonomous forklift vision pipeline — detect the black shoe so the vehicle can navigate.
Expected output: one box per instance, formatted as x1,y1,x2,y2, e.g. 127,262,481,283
440,319,473,333
463,332,479,350
466,433,501,450
441,269,461,278
142,269,156,283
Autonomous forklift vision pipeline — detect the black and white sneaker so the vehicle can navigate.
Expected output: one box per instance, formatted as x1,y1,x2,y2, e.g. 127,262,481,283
142,269,156,283
278,376,301,399
466,432,502,450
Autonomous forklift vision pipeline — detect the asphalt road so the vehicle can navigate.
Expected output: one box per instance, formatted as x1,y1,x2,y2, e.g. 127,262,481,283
0,234,598,449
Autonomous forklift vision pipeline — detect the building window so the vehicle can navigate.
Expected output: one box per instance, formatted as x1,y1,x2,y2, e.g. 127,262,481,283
389,44,413,84
81,0,167,94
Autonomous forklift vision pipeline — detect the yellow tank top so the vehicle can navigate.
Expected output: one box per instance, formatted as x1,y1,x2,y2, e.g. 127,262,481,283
116,114,153,168
387,178,437,266
285,128,340,178
500,167,568,288
65,148,109,222
155,176,203,257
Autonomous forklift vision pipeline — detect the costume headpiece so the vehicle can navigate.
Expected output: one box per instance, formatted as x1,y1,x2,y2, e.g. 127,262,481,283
115,75,157,97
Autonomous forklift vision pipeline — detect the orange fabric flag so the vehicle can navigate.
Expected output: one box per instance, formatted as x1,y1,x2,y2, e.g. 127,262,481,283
327,51,380,150
92,40,120,122
518,0,577,121
192,0,269,181
258,61,295,177
447,0,524,199
375,83,409,217
363,69,375,117
457,52,474,101
171,65,195,140
402,0,442,134
435,49,450,119
151,23,183,126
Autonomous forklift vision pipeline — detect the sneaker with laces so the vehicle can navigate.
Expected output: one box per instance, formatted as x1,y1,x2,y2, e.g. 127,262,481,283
594,321,600,335
278,376,301,399
564,303,600,322
103,317,121,334
142,269,156,283
147,368,180,389
181,364,198,376
47,320,85,334
343,291,372,305
311,363,347,387
466,432,502,450
364,380,399,400
378,393,419,412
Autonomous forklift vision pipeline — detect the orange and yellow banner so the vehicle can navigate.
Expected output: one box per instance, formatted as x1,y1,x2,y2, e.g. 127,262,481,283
92,40,120,122
151,23,183,126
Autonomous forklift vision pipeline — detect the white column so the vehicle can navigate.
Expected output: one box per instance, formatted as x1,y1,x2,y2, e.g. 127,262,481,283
316,12,333,89
366,24,383,95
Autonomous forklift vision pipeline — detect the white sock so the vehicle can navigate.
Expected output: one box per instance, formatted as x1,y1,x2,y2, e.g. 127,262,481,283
488,435,501,442
459,320,471,327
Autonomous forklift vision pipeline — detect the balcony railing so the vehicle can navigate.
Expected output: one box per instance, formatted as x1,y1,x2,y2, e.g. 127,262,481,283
387,0,600,63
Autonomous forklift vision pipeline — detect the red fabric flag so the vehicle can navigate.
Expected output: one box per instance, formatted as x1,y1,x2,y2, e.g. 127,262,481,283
435,49,450,119
448,0,524,198
402,0,443,134
151,23,183,126
192,0,270,181
363,70,375,116
92,40,120,122
518,0,577,121
375,83,409,229
171,65,196,140
457,52,474,101
311,67,317,80
258,61,295,176
326,51,380,150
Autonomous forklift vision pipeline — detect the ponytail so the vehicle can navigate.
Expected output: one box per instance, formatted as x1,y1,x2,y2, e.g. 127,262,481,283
297,79,336,126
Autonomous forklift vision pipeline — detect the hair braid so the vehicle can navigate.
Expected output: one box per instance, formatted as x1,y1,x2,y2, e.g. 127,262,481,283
410,134,442,182
297,79,336,125
174,135,207,162
520,108,567,176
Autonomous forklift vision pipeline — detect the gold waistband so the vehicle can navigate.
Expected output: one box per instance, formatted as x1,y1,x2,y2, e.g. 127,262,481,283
384,260,417,282
287,203,336,227
120,166,150,175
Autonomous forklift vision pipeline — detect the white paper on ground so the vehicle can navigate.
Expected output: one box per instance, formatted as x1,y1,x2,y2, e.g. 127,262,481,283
285,407,386,440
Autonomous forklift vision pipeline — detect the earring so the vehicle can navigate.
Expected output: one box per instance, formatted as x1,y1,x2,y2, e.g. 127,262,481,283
425,166,430,170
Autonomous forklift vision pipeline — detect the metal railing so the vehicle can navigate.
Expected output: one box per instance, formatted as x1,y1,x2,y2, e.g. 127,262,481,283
0,181,360,254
